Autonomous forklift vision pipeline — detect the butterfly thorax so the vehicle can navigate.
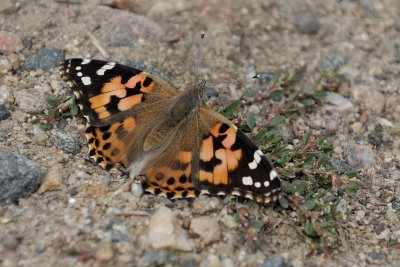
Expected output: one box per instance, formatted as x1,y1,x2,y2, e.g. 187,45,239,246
142,80,205,152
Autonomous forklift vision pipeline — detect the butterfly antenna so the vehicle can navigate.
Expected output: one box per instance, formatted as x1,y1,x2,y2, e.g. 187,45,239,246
194,32,206,84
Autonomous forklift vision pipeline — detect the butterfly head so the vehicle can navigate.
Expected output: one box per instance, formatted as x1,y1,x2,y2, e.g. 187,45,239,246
194,79,206,99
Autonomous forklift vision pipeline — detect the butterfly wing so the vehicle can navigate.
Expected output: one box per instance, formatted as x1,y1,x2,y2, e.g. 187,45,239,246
140,106,281,203
59,58,180,168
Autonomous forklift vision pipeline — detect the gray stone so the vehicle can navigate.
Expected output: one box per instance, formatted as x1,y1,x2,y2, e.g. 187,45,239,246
49,129,82,154
0,85,14,106
192,196,222,215
296,13,320,34
346,144,376,169
14,89,47,113
22,48,65,70
319,50,348,70
0,151,42,203
329,157,352,174
351,85,385,113
325,92,354,113
262,255,291,267
0,105,11,120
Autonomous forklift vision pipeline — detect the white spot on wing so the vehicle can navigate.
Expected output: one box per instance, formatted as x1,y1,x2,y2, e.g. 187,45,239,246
248,161,257,170
75,66,81,70
96,62,116,76
81,59,91,65
248,149,263,169
270,170,278,180
77,72,82,77
81,76,91,85
254,182,261,188
242,176,253,186
264,181,270,187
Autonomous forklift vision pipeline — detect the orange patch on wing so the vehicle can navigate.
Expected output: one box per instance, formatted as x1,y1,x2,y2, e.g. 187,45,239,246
124,73,154,93
102,76,125,93
213,148,228,185
140,82,154,93
118,94,143,111
95,106,111,119
209,123,237,149
221,127,236,148
123,117,136,131
178,151,192,164
199,170,213,183
226,149,242,171
89,90,127,109
200,135,213,161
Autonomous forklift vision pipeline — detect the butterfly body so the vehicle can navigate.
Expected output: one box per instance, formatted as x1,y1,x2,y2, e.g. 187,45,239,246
60,58,281,203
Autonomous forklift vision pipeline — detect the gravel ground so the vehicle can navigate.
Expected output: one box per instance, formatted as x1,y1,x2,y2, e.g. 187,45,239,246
0,0,399,266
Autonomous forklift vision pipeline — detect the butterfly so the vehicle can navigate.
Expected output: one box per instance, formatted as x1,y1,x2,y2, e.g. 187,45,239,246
59,59,281,203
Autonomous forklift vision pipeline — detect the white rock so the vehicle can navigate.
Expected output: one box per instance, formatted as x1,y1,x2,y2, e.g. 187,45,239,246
190,216,221,245
144,206,194,251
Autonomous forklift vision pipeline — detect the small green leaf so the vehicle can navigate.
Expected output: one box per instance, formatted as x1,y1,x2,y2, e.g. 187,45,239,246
251,219,264,230
305,222,317,237
316,139,332,150
344,171,357,178
305,199,317,211
283,108,299,115
313,90,327,100
70,103,79,116
345,187,357,196
220,100,240,118
47,97,61,107
300,98,315,106
242,90,256,98
288,91,299,102
268,115,285,127
281,180,293,194
247,112,256,130
279,197,289,209
39,122,52,130
270,89,283,99
303,131,310,147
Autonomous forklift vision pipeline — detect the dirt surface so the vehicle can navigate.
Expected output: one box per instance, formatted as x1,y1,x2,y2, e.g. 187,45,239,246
0,0,399,266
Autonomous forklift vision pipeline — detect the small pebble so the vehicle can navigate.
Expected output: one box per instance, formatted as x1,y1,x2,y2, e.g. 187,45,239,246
296,12,320,34
192,196,221,215
22,48,65,70
351,85,385,113
4,234,18,250
350,122,363,135
0,85,13,106
0,105,11,120
355,210,366,221
190,216,221,245
95,240,113,262
14,89,47,113
0,151,42,203
262,255,290,267
346,144,376,169
325,92,354,113
49,129,82,154
87,181,107,198
0,58,12,74
144,206,194,251
0,31,23,53
37,165,63,194
319,50,348,70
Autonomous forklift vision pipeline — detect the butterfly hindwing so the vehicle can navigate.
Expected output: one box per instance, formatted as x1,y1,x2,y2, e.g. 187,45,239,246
196,119,281,203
